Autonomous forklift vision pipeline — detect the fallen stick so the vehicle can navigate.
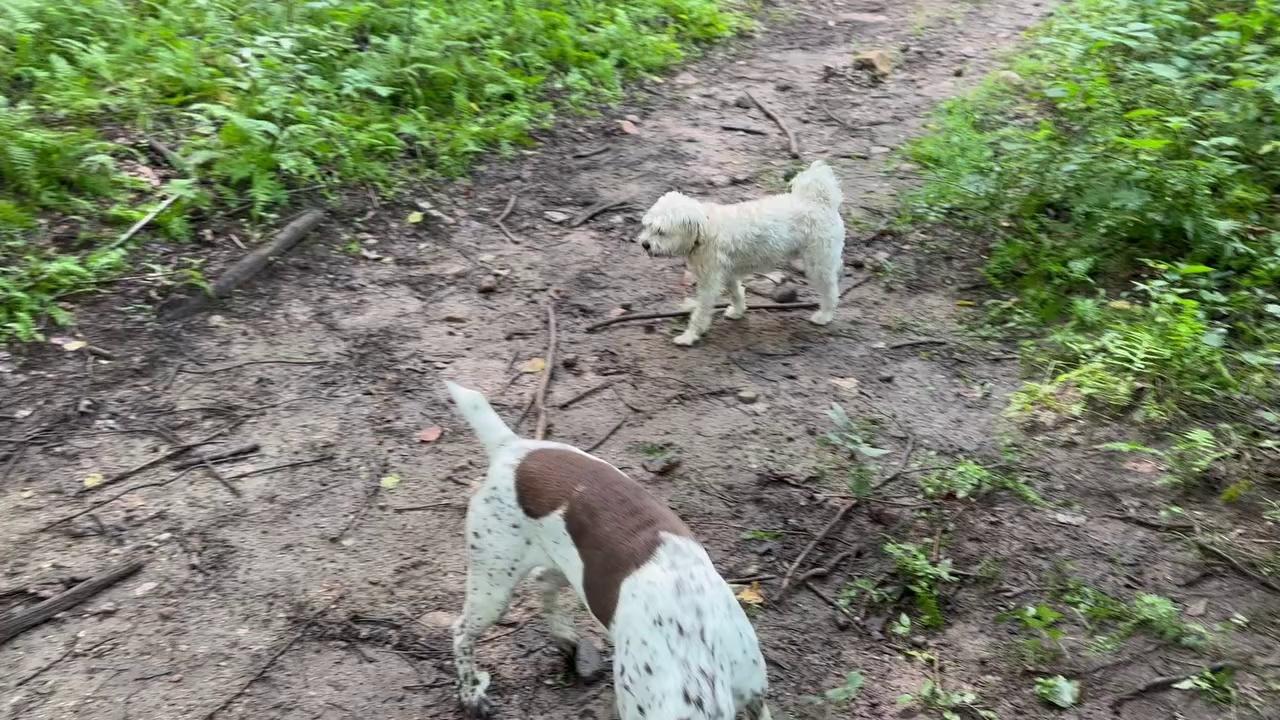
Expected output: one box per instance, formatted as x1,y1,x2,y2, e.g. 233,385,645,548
1110,662,1232,710
151,425,239,498
534,302,559,440
887,338,950,350
107,194,181,252
572,146,611,159
586,277,871,333
557,379,618,409
495,194,520,244
780,435,915,594
804,581,861,627
41,468,200,532
720,124,769,136
78,422,240,495
201,592,345,719
1193,539,1280,594
147,139,191,176
585,414,628,453
176,359,328,376
159,208,325,320
392,502,465,514
172,443,261,470
744,91,800,158
568,197,632,228
0,557,145,646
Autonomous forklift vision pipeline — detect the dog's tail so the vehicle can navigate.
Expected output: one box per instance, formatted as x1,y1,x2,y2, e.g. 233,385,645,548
445,381,517,457
788,159,843,209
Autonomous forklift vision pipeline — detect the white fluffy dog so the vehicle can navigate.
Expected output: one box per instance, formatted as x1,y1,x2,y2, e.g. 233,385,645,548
638,159,845,345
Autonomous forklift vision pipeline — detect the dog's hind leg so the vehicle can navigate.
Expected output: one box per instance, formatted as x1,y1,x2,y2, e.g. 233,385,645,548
743,698,772,720
803,247,840,326
453,497,530,718
724,277,747,319
537,568,606,681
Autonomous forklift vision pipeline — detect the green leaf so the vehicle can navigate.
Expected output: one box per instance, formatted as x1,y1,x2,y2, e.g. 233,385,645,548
1144,63,1182,80
380,474,402,490
1175,264,1213,275
1035,676,1080,708
824,671,865,703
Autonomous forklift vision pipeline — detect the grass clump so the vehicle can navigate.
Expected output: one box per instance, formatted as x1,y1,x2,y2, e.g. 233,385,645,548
0,0,743,341
904,0,1280,423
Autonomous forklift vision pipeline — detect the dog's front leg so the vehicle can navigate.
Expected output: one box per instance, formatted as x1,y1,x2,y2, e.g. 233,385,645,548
724,277,747,319
675,269,723,346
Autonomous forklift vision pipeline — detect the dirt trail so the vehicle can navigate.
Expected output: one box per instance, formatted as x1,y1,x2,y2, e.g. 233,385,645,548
3,1,1277,719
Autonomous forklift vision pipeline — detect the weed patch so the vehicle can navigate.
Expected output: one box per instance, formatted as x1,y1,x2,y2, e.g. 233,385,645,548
0,0,743,341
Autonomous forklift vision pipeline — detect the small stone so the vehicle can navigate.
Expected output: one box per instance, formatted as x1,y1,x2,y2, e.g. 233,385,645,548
573,639,607,682
476,276,498,294
733,93,754,109
870,145,892,155
774,81,794,92
132,581,158,598
909,635,929,648
708,175,732,188
953,66,966,77
443,314,469,324
561,355,580,370
877,373,895,383
770,284,799,303
849,256,867,269
853,49,894,76
1186,598,1208,617
643,455,682,475
674,72,699,85
543,210,571,223
618,119,639,135
736,389,760,404
624,114,641,124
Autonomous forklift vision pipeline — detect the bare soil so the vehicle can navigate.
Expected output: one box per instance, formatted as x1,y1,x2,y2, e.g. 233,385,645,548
3,1,1278,719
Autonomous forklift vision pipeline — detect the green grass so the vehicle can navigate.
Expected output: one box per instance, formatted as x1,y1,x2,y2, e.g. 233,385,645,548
904,0,1280,425
0,0,743,342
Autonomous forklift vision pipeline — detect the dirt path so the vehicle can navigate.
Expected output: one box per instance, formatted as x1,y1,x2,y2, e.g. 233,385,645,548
4,1,1277,719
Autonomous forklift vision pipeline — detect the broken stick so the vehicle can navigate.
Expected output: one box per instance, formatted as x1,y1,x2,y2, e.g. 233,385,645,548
495,194,520,244
744,91,801,158
0,557,145,647
568,196,632,227
159,208,325,320
534,301,559,440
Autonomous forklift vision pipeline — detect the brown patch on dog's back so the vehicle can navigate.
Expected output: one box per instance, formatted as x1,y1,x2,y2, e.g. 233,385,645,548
515,448,692,628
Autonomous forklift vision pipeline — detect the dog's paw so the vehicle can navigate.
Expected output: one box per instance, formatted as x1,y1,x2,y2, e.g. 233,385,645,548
572,638,607,683
808,310,835,326
461,695,494,720
724,305,745,320
673,332,700,346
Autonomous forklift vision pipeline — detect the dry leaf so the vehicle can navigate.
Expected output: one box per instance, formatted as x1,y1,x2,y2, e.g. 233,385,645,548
406,211,424,224
418,426,443,443
520,357,547,373
380,474,402,490
83,472,105,489
736,582,765,606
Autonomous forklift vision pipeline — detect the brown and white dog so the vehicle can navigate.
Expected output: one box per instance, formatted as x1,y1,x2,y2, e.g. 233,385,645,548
445,381,771,720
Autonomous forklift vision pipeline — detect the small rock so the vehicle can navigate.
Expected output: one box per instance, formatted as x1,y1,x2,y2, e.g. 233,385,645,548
624,114,641,123
476,276,498,294
871,250,893,265
643,455,682,475
1053,511,1087,526
733,93,754,109
770,284,799,303
774,81,794,92
573,639,607,682
443,314,469,324
674,72,699,85
833,612,851,630
736,389,760,404
708,175,732,188
838,11,888,23
618,119,639,135
849,256,867,269
953,66,966,77
543,210,571,223
870,145,892,155
561,355,580,371
730,173,752,184
909,635,929,648
853,49,894,76
877,373,895,383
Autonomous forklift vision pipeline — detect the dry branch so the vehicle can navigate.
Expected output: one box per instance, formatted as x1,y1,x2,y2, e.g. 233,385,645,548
744,91,800,158
495,194,520,244
0,557,145,646
77,422,240,495
160,209,325,320
568,197,632,227
534,302,559,440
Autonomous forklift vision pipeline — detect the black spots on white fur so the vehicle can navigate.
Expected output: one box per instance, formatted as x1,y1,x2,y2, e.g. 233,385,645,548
637,706,646,717
675,620,685,637
643,663,653,675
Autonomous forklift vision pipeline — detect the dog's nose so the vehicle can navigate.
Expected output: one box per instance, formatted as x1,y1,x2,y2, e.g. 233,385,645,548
641,240,650,251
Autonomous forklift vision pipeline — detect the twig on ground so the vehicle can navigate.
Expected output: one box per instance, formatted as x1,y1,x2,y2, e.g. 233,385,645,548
392,502,465,514
725,574,778,585
176,359,328,375
78,422,241,495
41,468,201,532
147,139,191,175
568,196,632,227
151,425,240,497
779,434,915,594
0,557,145,646
720,124,769,136
221,456,336,483
1104,512,1194,532
534,302,558,441
744,90,800,158
585,414,629,453
572,146,611,159
107,194,181,252
1192,539,1280,594
201,592,345,719
804,581,861,627
173,443,261,470
159,208,326,320
557,379,618,409
329,459,386,543
1110,662,1232,710
495,194,520,244
839,275,873,298
887,338,950,350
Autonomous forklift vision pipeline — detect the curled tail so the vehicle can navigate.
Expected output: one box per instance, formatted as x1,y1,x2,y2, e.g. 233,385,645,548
788,159,843,209
445,381,517,457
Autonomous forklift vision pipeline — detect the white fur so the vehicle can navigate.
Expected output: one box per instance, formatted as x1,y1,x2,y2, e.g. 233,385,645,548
638,160,846,345
445,381,771,720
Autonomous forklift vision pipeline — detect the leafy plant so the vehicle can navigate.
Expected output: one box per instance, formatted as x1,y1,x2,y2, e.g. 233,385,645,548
899,678,998,720
824,671,866,704
1060,583,1208,651
1003,603,1067,665
884,542,956,628
904,0,1280,423
920,459,1045,505
1172,666,1236,705
1034,675,1080,709
1098,427,1232,487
